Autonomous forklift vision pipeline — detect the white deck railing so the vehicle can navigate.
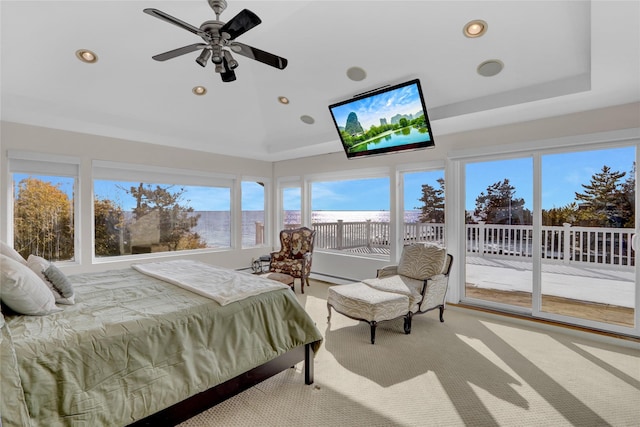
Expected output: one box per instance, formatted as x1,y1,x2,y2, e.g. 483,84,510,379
293,221,635,268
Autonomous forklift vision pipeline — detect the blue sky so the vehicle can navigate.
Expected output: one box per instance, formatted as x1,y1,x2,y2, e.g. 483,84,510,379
15,147,634,213
330,82,424,130
92,181,232,211
309,146,634,211
466,146,635,210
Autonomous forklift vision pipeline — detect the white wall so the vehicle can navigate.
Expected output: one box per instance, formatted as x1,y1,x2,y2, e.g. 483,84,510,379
2,102,639,283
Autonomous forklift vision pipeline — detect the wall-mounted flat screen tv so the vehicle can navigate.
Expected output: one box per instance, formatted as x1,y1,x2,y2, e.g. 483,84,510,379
328,79,435,159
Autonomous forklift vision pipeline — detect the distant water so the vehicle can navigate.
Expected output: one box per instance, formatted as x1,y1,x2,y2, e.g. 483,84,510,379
192,210,421,247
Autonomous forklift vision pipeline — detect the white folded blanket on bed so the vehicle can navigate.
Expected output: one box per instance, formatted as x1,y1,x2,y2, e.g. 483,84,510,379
132,259,289,305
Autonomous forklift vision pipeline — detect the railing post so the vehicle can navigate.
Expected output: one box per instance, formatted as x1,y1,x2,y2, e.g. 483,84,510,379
562,222,572,264
366,219,372,249
478,221,485,256
255,222,264,245
337,220,343,250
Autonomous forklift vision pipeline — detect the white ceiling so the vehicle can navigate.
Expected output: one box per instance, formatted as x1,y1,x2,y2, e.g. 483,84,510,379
1,1,639,161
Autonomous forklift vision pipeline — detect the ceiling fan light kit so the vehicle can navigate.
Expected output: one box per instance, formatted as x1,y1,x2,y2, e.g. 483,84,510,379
144,0,287,82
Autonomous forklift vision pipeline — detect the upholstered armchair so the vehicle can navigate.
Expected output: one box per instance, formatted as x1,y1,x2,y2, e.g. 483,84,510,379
269,227,316,293
371,244,453,334
327,243,452,343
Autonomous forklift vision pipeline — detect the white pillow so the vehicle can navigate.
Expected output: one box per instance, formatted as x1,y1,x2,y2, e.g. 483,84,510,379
1,241,27,265
0,254,59,315
27,255,75,305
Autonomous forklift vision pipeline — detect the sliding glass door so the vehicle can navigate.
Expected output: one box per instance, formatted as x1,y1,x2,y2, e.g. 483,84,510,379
539,147,636,328
462,144,637,334
464,157,533,311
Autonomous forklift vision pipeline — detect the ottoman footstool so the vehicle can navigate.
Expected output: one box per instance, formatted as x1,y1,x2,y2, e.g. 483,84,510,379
327,282,410,344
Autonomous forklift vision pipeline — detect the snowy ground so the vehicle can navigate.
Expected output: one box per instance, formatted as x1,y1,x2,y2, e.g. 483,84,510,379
465,256,635,308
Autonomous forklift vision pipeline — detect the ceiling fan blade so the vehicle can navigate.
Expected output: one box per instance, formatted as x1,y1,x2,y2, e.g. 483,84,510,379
152,43,207,61
219,9,261,40
143,8,207,38
221,57,237,82
229,42,288,70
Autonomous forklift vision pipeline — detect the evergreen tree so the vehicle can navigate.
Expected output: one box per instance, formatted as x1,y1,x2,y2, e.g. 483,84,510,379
541,203,579,226
574,165,627,227
416,177,445,223
618,162,635,227
125,183,205,251
474,179,529,224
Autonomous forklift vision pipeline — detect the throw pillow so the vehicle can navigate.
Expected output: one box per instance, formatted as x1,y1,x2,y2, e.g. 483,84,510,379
43,264,74,299
0,254,59,315
397,244,446,281
1,241,27,266
27,255,75,305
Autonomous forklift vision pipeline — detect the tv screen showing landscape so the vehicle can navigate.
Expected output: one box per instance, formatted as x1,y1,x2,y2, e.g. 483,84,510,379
328,79,435,159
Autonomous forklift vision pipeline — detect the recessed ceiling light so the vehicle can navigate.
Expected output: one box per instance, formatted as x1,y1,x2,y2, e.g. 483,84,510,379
477,59,504,77
278,96,290,105
346,66,367,81
300,115,315,125
463,20,487,38
75,49,98,63
192,86,207,95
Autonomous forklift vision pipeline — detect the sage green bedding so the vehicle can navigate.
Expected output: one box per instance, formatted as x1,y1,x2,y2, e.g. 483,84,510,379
0,267,322,427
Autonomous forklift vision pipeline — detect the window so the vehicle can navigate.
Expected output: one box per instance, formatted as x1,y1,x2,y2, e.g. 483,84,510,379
93,161,233,258
242,180,266,248
9,152,79,262
403,170,445,246
311,176,390,255
540,146,635,326
282,186,301,229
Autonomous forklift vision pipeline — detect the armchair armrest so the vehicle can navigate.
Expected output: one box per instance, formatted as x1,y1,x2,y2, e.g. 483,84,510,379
270,250,286,262
376,265,398,278
419,274,448,312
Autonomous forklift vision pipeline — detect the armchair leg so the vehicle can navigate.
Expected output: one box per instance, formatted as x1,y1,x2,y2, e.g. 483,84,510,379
439,305,445,322
403,313,413,334
327,303,332,322
369,321,377,344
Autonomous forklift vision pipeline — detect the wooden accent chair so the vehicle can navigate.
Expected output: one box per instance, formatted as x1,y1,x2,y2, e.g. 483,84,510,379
327,244,453,344
269,227,316,293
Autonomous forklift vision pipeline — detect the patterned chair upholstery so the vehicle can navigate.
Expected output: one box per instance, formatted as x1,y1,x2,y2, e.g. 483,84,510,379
269,227,316,293
327,244,453,344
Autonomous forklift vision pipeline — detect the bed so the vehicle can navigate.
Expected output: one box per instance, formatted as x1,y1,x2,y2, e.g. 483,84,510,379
0,260,323,427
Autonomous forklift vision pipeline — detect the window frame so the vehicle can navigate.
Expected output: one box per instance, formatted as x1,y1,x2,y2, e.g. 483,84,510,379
241,176,271,249
8,150,81,264
305,167,391,259
91,160,236,262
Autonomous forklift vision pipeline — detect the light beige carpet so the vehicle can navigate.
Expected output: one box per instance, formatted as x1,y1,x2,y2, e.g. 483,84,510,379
179,280,640,427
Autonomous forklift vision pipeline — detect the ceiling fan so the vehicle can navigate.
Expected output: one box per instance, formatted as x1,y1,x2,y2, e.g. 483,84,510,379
143,0,288,82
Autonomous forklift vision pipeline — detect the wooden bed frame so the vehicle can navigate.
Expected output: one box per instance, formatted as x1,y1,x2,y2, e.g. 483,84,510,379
129,342,318,427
